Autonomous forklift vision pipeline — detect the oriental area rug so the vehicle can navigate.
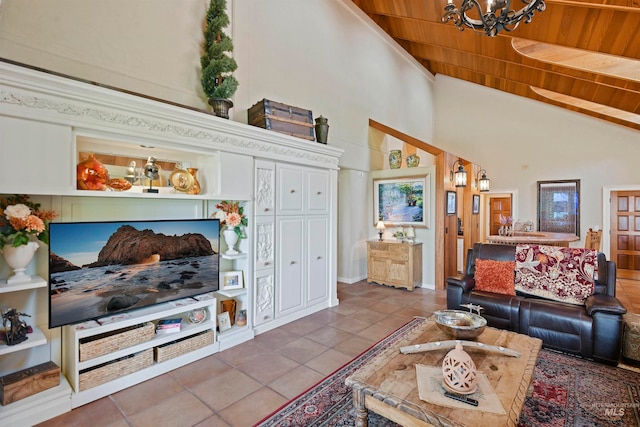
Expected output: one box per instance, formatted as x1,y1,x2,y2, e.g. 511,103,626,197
255,318,640,427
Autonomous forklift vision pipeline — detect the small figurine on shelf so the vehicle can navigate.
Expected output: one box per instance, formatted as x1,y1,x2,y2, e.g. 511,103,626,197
143,156,160,193
1,308,31,346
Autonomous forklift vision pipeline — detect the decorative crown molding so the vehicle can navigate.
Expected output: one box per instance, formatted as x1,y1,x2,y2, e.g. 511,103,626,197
0,61,342,168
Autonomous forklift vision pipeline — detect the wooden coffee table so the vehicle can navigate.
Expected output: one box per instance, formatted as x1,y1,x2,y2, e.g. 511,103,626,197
345,317,542,427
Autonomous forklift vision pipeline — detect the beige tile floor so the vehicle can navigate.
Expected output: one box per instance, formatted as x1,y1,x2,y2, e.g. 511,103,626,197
36,278,638,427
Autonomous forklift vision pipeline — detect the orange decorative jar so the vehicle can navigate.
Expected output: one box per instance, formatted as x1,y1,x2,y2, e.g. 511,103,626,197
77,153,109,191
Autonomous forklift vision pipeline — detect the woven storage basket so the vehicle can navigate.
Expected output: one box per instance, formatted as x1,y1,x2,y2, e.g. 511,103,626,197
79,322,155,362
79,348,153,391
155,330,214,363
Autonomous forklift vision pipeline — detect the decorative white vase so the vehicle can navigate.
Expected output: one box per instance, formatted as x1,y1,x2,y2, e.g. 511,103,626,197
222,229,239,255
1,241,39,284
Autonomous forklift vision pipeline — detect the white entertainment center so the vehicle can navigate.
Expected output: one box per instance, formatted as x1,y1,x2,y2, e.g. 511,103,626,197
0,60,342,425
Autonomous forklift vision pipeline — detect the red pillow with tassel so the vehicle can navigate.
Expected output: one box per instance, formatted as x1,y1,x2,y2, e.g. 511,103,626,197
474,259,516,296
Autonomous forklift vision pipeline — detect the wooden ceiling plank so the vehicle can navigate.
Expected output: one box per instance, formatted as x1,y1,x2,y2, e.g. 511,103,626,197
411,43,640,113
351,0,640,132
432,63,640,129
354,0,640,58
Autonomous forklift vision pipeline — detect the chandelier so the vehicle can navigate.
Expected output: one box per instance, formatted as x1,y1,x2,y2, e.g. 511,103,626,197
442,0,546,37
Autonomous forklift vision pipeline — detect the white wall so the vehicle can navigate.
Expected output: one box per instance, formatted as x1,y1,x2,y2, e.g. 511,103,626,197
434,74,640,244
0,0,436,286
0,0,209,108
232,0,435,171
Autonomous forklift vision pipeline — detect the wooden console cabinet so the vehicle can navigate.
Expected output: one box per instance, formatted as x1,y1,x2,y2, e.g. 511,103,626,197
367,241,422,291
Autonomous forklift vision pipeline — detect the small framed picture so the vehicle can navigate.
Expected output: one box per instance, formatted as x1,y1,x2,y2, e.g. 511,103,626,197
217,311,231,331
472,194,480,215
446,191,457,216
220,270,244,291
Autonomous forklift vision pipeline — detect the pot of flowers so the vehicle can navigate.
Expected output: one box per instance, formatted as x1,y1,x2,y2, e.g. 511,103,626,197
201,0,239,119
0,195,57,284
212,201,247,255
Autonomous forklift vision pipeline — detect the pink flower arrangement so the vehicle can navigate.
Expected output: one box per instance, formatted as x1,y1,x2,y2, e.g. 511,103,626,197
213,200,248,239
0,195,58,249
499,214,513,225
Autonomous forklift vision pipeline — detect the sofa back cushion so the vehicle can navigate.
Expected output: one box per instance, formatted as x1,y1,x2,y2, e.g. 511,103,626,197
474,259,516,295
514,245,597,305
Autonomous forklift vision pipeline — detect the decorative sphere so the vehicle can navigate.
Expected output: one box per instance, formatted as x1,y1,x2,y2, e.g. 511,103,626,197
442,342,478,394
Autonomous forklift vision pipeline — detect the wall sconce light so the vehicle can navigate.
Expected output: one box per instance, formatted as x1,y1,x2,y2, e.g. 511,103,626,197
450,159,467,187
376,221,386,241
475,169,490,192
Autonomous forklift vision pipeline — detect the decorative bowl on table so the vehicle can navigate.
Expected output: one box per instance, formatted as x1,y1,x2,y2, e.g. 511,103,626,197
434,310,487,339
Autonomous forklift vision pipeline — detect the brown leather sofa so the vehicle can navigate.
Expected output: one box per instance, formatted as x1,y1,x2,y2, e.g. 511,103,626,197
446,243,627,365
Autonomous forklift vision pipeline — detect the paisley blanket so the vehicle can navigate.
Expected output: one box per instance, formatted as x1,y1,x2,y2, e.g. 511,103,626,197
514,245,597,305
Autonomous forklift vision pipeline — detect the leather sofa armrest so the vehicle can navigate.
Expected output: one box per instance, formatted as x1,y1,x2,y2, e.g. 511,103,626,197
585,294,627,316
446,275,475,293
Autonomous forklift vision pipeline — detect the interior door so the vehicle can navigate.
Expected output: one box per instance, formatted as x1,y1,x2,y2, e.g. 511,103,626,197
489,196,512,235
610,191,640,279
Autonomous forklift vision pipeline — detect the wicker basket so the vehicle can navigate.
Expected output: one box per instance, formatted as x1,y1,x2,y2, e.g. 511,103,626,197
154,330,214,363
79,348,153,391
79,322,155,362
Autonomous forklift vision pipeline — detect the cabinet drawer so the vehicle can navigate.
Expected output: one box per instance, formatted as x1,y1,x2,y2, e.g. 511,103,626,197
369,249,409,261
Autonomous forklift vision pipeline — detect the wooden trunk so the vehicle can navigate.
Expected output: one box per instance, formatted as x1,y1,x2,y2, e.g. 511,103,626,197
248,98,314,141
0,361,60,405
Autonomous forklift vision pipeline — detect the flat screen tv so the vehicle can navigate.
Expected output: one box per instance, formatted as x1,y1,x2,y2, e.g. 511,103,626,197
48,219,220,328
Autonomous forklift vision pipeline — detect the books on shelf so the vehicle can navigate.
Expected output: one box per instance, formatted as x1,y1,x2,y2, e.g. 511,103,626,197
156,318,182,334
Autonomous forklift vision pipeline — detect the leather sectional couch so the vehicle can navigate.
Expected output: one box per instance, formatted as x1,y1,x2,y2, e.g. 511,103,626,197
446,243,627,365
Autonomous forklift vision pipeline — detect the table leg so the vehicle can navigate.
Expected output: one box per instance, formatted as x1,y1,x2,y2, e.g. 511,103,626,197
353,388,368,427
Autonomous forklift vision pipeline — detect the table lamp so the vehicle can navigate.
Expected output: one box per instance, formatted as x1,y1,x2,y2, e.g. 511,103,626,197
376,221,386,241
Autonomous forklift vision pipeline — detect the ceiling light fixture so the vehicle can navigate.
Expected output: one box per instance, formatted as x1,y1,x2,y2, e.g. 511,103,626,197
450,159,467,188
442,0,546,37
475,169,490,192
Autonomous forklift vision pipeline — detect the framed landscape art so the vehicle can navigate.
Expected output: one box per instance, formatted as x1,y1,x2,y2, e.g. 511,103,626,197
472,194,480,215
374,176,428,227
446,191,456,216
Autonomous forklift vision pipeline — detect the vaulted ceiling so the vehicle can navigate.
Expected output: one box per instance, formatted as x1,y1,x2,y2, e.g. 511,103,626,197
351,0,640,132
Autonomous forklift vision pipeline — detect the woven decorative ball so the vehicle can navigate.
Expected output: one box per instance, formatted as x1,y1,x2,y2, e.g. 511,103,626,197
442,342,478,394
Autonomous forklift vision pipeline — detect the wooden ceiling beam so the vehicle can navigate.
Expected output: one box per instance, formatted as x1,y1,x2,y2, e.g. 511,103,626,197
396,38,640,92
429,62,640,130
399,41,640,113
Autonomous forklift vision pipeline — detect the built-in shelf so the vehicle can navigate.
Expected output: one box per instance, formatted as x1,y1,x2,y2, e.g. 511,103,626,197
77,320,215,371
0,372,71,426
70,296,215,339
220,253,248,260
69,188,215,200
0,325,47,356
0,275,47,293
215,288,248,298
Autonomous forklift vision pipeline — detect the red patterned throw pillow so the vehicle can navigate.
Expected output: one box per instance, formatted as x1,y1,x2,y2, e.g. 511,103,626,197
474,259,516,296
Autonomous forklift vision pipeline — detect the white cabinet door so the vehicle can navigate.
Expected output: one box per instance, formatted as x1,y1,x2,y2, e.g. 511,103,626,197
255,216,275,271
276,164,304,215
254,268,275,326
255,160,275,216
306,216,329,305
276,216,304,316
0,116,73,195
306,169,330,215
